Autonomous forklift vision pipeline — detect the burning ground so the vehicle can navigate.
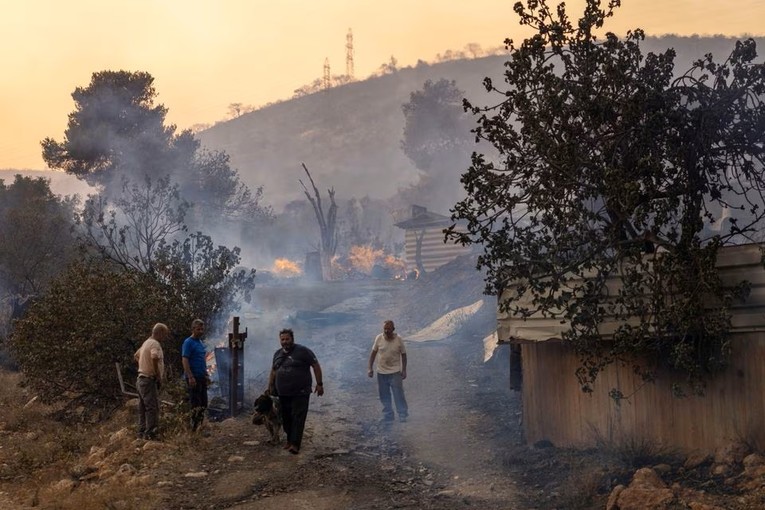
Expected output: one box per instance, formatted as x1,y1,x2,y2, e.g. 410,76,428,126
2,255,765,509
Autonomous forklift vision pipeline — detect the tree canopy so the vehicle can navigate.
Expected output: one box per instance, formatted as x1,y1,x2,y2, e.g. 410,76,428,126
448,0,765,394
41,71,179,191
401,79,474,209
0,175,78,331
42,70,273,228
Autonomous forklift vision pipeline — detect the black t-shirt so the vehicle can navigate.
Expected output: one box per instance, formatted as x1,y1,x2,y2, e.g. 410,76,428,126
272,344,318,396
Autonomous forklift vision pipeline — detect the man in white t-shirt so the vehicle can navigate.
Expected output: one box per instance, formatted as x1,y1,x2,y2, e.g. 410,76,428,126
367,320,408,423
134,323,169,440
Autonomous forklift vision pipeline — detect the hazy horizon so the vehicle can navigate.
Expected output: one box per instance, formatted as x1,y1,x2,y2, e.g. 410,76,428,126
2,0,765,171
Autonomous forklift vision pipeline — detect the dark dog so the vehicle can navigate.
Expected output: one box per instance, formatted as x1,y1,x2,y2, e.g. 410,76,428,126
252,393,282,445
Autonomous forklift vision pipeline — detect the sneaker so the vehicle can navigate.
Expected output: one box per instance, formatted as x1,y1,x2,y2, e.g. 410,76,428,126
399,416,408,423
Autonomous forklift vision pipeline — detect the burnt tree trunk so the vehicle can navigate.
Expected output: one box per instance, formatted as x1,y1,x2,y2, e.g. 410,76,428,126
300,163,338,281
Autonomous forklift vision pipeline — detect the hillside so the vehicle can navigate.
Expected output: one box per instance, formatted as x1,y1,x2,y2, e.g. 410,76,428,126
197,35,764,212
197,55,509,212
4,36,761,211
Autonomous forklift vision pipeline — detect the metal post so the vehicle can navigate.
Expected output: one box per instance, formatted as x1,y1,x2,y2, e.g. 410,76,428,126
227,317,248,417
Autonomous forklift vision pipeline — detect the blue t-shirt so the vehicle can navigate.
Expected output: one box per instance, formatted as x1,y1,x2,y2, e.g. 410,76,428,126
182,337,207,378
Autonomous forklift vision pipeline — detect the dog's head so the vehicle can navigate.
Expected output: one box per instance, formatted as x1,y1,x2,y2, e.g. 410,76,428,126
253,393,273,414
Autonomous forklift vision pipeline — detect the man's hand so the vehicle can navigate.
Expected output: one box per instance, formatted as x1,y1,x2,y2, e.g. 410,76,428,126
367,369,373,378
187,375,197,388
401,369,407,380
315,384,324,396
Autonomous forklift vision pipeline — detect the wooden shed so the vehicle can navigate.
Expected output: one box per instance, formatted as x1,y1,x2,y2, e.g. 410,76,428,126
394,205,471,275
498,243,765,453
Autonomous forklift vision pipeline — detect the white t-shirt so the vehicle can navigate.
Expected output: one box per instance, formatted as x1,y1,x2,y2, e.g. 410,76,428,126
372,333,406,374
135,337,164,380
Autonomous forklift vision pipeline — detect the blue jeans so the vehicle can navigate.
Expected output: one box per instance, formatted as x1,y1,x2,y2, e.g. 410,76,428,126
377,372,408,420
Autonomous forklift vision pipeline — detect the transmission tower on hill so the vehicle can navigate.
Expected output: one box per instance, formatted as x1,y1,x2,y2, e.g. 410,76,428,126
323,58,331,89
346,28,355,79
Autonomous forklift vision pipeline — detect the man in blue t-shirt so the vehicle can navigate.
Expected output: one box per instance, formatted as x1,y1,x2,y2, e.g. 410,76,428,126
268,328,324,454
182,318,209,432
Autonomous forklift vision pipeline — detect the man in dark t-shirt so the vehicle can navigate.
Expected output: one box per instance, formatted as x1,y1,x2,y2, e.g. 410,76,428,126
268,328,324,454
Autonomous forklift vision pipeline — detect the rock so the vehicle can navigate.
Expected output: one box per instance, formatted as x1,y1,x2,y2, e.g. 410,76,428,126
606,484,625,510
632,468,667,489
88,446,106,462
108,427,131,444
70,464,98,479
684,452,711,470
714,441,750,466
142,440,172,452
653,463,672,475
687,503,726,510
117,464,136,476
51,479,76,493
711,463,733,477
227,455,245,462
614,468,674,510
184,471,209,478
23,396,39,409
743,453,765,470
242,440,260,446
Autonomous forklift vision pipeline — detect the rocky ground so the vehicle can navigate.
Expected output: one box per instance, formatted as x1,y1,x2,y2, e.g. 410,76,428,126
2,255,765,509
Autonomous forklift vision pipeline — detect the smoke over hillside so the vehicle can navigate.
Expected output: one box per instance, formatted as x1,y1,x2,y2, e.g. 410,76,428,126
197,36,764,216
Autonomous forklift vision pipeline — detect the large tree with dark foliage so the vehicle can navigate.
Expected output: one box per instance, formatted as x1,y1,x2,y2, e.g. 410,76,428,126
41,70,272,226
448,0,765,394
0,175,78,330
41,71,180,192
401,79,474,209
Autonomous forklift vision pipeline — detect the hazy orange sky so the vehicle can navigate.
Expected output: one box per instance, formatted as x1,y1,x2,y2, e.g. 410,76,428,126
2,0,764,170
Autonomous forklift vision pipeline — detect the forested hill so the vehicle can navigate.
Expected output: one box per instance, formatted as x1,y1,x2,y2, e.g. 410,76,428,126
197,35,764,212
4,36,759,209
196,54,508,212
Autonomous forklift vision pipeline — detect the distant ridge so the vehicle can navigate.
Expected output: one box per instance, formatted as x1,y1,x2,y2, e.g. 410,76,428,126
198,35,764,212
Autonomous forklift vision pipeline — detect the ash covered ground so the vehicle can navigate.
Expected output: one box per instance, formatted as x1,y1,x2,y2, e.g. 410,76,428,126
4,255,758,509
164,255,529,509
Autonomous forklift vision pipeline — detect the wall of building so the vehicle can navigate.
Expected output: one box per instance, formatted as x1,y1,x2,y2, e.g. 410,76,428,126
403,226,471,274
520,336,765,452
500,243,765,453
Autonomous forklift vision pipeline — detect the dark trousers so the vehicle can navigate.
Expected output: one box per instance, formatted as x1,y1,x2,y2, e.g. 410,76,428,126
187,377,208,431
137,375,159,438
279,395,310,449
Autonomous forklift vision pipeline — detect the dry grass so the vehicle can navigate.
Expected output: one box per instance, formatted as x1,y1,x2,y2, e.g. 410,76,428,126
0,370,178,509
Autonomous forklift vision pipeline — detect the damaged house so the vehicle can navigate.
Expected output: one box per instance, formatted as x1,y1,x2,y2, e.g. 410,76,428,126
395,205,471,276
498,243,765,453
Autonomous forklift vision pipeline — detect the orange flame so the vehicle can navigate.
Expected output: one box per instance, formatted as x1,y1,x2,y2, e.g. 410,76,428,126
348,245,384,274
329,245,408,279
272,258,302,277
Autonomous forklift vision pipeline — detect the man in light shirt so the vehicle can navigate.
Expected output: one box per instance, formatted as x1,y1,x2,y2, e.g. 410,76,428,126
134,323,169,440
368,320,408,423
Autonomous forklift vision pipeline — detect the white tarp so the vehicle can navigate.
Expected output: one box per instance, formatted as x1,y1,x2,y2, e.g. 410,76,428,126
405,299,484,343
482,331,499,363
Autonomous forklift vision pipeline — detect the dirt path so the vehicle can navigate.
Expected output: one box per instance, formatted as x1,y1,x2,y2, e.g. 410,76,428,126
159,281,527,509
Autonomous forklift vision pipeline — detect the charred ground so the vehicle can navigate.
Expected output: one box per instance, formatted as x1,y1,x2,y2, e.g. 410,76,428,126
1,255,765,509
